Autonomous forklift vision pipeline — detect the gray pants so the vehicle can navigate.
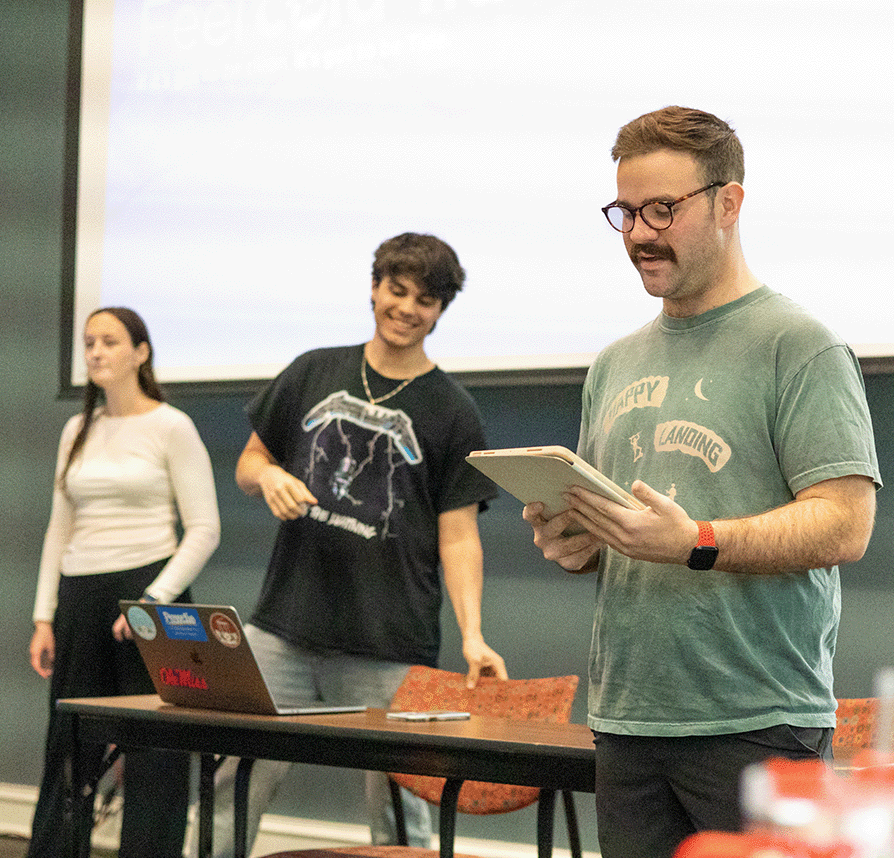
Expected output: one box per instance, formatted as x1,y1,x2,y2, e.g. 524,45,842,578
186,625,431,857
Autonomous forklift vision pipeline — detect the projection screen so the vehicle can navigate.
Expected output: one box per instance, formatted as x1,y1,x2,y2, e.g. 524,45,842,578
62,0,894,390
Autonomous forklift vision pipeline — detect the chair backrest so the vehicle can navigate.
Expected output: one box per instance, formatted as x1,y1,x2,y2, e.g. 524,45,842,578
833,697,877,757
388,665,579,815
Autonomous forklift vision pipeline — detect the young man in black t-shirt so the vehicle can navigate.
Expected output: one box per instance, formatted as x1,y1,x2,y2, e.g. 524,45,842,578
200,233,507,857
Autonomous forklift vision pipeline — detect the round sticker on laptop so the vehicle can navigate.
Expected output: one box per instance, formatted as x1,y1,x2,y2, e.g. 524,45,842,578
126,605,157,641
209,612,241,648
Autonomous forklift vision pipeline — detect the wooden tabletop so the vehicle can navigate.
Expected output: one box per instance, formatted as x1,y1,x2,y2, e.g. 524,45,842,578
59,694,597,792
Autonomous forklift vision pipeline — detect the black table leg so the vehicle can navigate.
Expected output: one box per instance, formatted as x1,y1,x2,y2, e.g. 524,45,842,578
63,713,80,858
234,757,256,858
438,778,464,858
536,788,557,858
63,713,95,858
198,753,219,858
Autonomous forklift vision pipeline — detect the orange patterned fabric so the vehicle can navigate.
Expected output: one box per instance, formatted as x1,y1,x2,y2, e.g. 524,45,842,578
833,698,877,755
387,665,579,815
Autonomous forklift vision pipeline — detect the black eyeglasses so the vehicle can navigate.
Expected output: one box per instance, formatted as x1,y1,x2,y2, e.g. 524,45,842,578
601,181,727,233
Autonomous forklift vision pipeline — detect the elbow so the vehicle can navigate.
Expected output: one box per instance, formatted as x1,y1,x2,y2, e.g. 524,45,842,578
831,514,875,567
234,459,248,493
194,520,221,554
209,513,222,550
820,479,877,568
835,531,872,566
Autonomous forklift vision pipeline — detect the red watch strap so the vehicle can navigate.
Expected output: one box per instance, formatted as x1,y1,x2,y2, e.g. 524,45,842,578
696,520,716,548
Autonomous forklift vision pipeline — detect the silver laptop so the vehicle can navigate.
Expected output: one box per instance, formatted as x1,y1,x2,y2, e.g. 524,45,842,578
120,601,367,716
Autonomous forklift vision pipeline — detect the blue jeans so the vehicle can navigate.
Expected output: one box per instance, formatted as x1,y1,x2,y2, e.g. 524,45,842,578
193,625,431,857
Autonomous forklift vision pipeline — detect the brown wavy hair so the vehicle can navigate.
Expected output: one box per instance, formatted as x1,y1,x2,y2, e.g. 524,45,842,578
371,233,466,311
611,106,745,186
60,308,164,489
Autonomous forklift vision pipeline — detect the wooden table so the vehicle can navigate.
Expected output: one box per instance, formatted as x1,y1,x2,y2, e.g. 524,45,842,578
59,694,595,858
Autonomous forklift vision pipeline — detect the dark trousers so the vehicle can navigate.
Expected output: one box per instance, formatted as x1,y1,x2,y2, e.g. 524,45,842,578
27,561,191,858
591,723,834,858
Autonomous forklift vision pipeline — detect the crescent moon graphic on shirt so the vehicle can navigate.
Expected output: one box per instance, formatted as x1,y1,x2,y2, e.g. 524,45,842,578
694,379,709,401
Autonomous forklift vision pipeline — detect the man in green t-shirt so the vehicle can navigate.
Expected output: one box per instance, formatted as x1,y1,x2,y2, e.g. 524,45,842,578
523,106,880,858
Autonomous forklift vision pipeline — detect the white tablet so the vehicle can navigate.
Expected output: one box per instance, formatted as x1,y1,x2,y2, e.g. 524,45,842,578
467,445,646,531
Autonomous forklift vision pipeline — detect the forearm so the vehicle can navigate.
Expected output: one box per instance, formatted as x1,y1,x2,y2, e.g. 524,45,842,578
712,482,875,574
442,541,485,641
561,474,876,576
439,505,507,682
236,447,280,496
438,503,488,641
150,423,222,601
33,489,74,623
145,522,220,602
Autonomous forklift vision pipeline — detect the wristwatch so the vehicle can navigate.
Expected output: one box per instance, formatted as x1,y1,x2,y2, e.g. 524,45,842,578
687,520,718,570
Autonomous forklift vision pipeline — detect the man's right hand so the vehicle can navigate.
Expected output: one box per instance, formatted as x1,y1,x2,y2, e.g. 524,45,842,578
522,502,602,573
236,432,318,520
257,464,318,521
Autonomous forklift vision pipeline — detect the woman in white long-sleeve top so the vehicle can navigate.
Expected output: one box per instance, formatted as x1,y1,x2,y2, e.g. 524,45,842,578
27,307,221,858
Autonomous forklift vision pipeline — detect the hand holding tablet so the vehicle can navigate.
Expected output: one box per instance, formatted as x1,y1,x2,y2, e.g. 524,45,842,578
466,445,646,533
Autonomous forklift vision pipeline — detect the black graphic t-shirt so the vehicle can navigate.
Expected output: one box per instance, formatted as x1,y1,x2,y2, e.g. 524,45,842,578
247,344,497,666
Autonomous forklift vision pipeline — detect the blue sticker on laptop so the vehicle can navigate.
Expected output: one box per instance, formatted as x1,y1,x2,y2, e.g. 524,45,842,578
154,606,208,642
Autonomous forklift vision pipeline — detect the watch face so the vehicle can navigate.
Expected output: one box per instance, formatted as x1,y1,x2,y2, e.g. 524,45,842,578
687,546,719,571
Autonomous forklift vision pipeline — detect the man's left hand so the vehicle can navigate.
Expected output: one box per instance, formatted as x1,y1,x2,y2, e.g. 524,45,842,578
564,479,698,566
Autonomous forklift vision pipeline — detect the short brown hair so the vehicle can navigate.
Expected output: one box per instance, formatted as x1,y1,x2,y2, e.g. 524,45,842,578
611,106,744,185
372,233,466,311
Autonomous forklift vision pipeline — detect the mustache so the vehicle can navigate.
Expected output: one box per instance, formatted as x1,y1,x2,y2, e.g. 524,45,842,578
630,243,676,264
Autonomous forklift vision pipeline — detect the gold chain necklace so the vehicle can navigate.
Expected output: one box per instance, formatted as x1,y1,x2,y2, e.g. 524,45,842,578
361,353,415,404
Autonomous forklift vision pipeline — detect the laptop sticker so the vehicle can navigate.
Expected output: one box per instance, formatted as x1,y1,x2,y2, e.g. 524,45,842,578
154,606,208,642
209,612,241,648
159,666,209,690
126,605,157,641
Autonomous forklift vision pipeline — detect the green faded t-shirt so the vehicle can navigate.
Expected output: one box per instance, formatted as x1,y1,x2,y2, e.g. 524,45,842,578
578,286,880,736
